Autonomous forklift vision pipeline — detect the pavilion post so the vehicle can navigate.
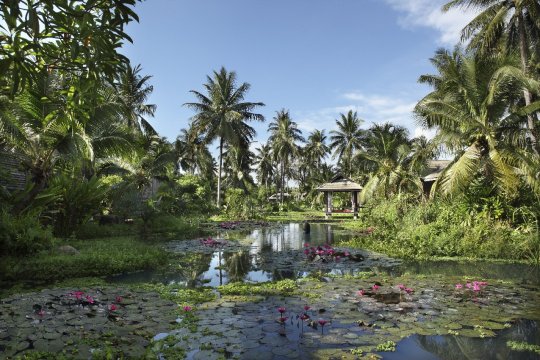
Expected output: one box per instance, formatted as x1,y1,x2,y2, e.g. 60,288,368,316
352,191,358,220
325,191,333,219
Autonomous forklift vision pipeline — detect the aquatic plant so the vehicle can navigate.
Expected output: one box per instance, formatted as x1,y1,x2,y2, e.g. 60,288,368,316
183,306,193,312
376,340,396,352
318,319,328,334
507,340,540,355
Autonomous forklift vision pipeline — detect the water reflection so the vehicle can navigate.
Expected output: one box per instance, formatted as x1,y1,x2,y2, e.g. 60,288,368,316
407,319,539,360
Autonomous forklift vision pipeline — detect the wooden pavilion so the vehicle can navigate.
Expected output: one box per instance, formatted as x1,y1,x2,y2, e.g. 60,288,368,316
317,176,363,219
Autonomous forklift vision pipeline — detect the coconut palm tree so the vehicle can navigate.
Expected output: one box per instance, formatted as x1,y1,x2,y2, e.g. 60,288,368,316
175,123,213,178
329,110,364,177
268,109,304,204
115,63,157,134
3,71,132,214
415,48,536,196
443,0,540,151
184,67,264,207
305,129,330,169
254,142,275,190
356,123,418,200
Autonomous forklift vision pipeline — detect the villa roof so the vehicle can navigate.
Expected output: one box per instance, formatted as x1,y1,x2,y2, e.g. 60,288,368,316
317,175,362,192
421,160,452,182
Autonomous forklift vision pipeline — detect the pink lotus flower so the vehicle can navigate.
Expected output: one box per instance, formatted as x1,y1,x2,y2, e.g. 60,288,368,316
344,251,350,257
372,284,380,291
277,307,286,314
304,305,311,311
115,296,123,303
357,289,365,296
278,316,288,324
455,283,463,289
303,249,310,255
398,284,405,290
472,283,481,292
405,288,414,294
37,309,45,317
318,319,328,334
304,243,310,247
183,305,192,312
108,304,117,311
85,295,95,304
300,313,310,320
70,291,85,300
466,282,472,289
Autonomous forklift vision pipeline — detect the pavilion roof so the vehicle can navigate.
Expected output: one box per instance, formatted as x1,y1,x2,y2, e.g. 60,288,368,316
317,176,362,192
421,160,452,182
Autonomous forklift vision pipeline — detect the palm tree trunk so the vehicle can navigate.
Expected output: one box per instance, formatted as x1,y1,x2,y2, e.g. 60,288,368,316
281,160,285,207
217,137,223,208
518,11,539,154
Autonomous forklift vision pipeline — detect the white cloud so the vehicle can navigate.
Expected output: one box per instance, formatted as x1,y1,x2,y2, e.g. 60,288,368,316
383,0,480,45
293,91,425,138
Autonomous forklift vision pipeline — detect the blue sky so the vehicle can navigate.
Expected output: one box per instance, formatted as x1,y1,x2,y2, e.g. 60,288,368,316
121,0,477,149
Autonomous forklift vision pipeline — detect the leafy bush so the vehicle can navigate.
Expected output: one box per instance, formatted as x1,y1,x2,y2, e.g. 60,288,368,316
0,208,53,256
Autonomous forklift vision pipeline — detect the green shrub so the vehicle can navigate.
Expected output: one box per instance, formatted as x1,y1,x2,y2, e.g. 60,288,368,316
0,208,53,256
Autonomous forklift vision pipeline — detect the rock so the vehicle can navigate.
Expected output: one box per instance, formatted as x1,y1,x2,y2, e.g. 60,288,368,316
57,245,80,255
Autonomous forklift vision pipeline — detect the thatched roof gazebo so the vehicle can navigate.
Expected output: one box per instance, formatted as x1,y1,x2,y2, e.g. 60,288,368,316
317,176,363,219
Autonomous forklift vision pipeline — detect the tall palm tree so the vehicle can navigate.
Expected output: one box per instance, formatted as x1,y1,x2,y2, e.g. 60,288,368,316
115,63,157,134
222,141,255,191
268,109,304,204
305,129,330,168
415,48,535,196
184,67,264,207
356,123,418,200
254,142,274,189
443,0,540,151
175,123,213,178
329,110,364,177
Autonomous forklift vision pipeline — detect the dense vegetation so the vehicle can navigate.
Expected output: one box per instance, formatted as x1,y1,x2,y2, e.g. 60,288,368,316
0,0,539,271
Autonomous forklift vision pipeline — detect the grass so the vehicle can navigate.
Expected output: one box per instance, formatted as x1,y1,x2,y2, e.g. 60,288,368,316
0,236,169,284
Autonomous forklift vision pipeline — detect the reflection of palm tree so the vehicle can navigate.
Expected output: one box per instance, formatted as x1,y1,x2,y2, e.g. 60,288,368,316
224,250,251,282
175,253,213,287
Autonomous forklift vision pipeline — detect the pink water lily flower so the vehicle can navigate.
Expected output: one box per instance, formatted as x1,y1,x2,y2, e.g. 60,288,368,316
304,305,311,311
183,305,192,312
85,295,95,304
357,289,365,296
455,283,463,289
71,291,85,300
277,307,286,314
398,284,405,290
108,304,117,311
318,319,328,334
372,284,380,291
115,296,123,303
37,309,45,317
278,316,288,324
405,288,414,294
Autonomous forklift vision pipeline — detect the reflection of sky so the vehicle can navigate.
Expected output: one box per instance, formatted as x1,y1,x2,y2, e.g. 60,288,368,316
247,223,341,255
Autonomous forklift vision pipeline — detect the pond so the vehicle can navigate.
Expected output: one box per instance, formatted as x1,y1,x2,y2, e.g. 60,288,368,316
2,222,540,359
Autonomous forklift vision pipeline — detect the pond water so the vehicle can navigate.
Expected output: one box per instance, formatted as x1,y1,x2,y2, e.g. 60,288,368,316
108,222,540,359
110,222,540,287
2,222,540,359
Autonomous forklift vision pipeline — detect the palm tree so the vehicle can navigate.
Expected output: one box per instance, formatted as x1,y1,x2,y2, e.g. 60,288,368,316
443,0,540,151
305,129,330,168
415,48,535,196
268,109,304,204
115,63,157,134
175,123,214,178
222,140,256,191
329,110,364,177
254,143,274,189
184,67,264,207
2,71,132,214
356,123,419,200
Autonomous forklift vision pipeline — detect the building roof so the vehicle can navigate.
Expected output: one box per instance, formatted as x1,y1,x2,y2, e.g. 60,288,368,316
317,175,362,192
421,160,452,182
